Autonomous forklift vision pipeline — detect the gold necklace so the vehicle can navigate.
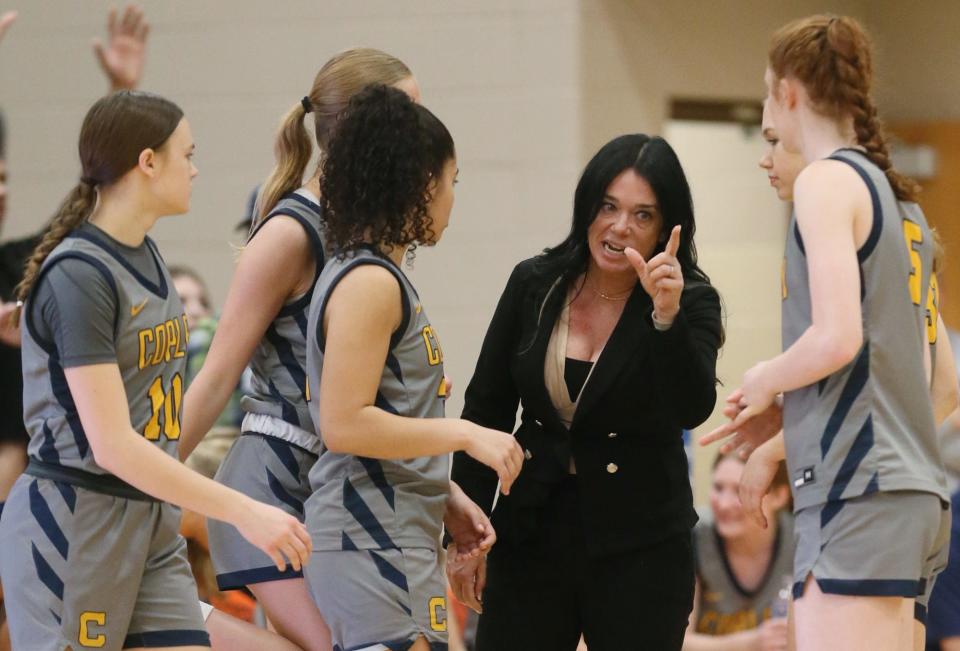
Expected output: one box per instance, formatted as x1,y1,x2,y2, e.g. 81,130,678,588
589,285,631,302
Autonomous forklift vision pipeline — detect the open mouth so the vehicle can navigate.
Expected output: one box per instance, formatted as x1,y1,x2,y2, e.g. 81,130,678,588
603,241,626,255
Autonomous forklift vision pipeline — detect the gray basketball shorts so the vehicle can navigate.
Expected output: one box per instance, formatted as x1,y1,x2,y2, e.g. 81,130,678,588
0,474,208,650
306,547,449,651
793,490,950,609
208,432,317,590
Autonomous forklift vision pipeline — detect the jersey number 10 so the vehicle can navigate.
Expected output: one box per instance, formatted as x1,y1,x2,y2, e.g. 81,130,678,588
144,373,183,440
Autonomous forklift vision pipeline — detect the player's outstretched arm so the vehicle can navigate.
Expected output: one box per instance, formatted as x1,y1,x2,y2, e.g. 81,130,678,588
65,362,312,574
180,216,313,461
319,265,524,494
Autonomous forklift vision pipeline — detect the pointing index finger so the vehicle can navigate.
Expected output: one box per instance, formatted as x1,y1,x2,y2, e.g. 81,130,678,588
666,225,682,258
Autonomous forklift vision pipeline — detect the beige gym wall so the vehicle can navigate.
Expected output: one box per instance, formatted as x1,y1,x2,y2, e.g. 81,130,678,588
2,1,957,505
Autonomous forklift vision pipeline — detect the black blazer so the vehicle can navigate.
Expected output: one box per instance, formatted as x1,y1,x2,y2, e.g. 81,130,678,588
452,257,723,557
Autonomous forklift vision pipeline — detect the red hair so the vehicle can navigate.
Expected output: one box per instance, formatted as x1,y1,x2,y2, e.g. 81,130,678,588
768,15,919,202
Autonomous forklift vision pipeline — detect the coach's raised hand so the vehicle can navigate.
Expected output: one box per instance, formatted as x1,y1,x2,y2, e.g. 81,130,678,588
625,224,684,325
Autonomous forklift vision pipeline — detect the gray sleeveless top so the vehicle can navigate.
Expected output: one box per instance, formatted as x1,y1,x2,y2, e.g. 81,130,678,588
693,512,795,634
241,192,328,451
782,149,947,512
305,247,450,551
22,230,186,474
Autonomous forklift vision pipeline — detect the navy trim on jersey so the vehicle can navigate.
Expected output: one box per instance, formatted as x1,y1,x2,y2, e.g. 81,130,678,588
24,251,121,354
49,355,90,459
316,257,411,353
29,479,69,560
263,434,303,477
31,540,64,600
250,194,326,319
367,548,410,593
820,342,870,459
343,477,399,550
26,458,155,501
827,151,883,262
215,565,304,591
264,323,309,403
68,231,168,298
822,416,874,528
357,456,396,510
793,222,805,257
715,525,781,599
816,577,921,598
266,467,305,515
915,601,927,624
122,629,211,648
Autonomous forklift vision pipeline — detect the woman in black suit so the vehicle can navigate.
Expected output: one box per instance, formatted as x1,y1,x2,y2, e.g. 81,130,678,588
449,134,723,650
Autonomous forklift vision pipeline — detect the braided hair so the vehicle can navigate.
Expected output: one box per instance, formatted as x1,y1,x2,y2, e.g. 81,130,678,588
769,15,919,202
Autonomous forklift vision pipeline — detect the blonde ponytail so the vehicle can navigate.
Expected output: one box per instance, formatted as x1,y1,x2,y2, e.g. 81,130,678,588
256,102,312,226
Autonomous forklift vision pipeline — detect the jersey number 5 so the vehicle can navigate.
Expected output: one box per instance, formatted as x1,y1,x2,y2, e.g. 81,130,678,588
903,220,923,306
144,373,183,440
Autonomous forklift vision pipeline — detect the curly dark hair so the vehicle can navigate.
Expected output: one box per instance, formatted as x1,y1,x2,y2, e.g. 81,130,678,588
318,84,455,259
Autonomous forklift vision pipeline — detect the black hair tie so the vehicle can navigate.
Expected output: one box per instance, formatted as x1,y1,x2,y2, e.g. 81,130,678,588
80,176,98,187
301,96,312,114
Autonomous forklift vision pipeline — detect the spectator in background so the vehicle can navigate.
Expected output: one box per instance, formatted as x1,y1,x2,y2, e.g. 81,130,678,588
683,453,793,651
170,265,243,477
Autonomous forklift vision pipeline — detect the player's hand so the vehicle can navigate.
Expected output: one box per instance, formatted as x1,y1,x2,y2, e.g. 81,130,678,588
625,224,683,325
0,302,22,348
700,389,783,456
754,616,789,651
93,4,148,91
442,375,453,400
463,423,524,495
443,481,496,559
739,439,782,529
446,543,487,614
235,499,312,573
0,10,17,45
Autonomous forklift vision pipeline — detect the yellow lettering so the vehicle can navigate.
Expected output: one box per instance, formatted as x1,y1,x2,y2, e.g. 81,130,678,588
903,220,923,306
79,611,106,648
421,326,443,366
165,321,177,362
927,274,939,345
172,317,186,359
151,324,167,366
428,596,447,632
138,329,154,370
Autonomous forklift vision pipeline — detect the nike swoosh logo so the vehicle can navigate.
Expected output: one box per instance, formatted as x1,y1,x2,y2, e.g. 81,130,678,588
130,299,148,317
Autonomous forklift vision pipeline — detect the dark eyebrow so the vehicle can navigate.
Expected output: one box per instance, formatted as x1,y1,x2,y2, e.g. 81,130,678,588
603,194,658,212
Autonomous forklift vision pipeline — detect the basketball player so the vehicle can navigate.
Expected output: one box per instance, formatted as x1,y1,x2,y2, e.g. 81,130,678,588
304,84,523,651
0,91,310,651
702,15,951,651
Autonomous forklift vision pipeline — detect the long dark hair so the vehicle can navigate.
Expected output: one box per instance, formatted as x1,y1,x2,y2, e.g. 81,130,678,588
534,134,711,291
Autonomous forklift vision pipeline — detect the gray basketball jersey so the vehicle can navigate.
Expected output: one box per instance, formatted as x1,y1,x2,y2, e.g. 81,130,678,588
241,192,328,437
693,512,794,635
21,231,187,474
782,149,947,512
305,247,450,551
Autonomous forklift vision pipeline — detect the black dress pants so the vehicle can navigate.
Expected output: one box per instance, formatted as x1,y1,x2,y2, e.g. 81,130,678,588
476,478,694,651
